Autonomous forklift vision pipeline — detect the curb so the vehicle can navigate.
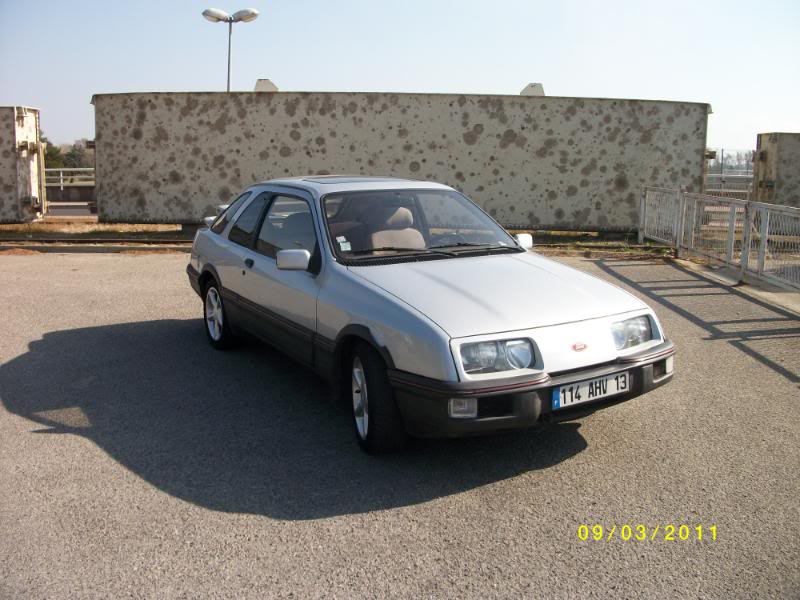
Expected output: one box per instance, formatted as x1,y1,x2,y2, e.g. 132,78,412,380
0,243,191,254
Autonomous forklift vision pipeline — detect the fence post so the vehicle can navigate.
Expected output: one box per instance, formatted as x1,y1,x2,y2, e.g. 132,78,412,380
638,188,646,244
675,189,687,258
725,204,737,264
671,188,682,251
59,169,64,191
739,203,753,282
686,194,696,251
756,209,770,276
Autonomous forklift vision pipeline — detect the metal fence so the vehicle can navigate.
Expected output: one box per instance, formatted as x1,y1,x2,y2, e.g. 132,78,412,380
640,187,800,290
44,167,95,189
703,174,752,200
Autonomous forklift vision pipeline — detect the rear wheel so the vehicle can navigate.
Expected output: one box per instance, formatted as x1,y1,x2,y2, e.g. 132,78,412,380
203,281,236,349
350,342,408,453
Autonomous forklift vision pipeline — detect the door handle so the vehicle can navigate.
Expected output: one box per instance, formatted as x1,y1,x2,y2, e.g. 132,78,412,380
244,258,254,269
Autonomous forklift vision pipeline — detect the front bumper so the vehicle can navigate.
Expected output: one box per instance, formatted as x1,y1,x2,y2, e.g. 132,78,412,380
388,340,675,438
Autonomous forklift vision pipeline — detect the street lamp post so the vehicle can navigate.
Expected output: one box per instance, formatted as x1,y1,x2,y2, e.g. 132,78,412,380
202,8,259,92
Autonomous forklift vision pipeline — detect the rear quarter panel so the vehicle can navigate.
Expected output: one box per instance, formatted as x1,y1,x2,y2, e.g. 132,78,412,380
191,228,242,289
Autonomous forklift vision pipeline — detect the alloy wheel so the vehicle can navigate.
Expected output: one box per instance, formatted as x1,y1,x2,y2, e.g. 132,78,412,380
205,287,224,341
352,357,369,440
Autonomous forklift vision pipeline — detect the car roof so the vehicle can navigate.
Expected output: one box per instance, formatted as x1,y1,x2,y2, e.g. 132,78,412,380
256,175,454,195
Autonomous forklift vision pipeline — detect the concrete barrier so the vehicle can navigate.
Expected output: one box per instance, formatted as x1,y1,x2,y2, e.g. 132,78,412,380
0,106,44,223
93,91,709,229
753,132,800,207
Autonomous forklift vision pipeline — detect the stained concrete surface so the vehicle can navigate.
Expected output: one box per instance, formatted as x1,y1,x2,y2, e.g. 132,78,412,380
0,253,798,598
1,107,42,224
753,132,800,207
93,92,708,229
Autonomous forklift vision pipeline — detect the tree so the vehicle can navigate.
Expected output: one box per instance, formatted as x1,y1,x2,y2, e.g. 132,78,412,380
63,141,93,168
63,145,84,168
41,134,64,169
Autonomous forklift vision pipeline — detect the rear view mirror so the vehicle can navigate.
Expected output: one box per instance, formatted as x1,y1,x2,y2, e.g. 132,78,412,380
276,249,311,271
514,233,533,250
202,216,216,229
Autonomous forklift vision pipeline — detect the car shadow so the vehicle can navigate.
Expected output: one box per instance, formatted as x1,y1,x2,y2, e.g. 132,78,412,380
0,319,587,521
593,258,800,385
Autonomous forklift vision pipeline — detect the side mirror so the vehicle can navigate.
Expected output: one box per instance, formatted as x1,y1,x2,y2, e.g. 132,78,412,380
514,233,533,250
276,249,311,271
202,216,216,229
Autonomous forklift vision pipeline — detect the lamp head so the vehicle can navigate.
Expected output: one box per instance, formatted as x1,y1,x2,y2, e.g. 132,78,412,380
231,8,259,22
202,8,230,22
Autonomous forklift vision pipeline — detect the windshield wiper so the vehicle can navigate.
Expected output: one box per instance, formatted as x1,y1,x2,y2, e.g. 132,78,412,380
345,246,456,257
428,242,520,252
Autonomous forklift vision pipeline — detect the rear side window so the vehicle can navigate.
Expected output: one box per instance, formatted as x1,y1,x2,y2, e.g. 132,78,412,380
228,193,269,247
210,192,251,234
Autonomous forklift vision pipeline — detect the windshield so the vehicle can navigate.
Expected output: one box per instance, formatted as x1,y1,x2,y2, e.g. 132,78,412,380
322,189,518,259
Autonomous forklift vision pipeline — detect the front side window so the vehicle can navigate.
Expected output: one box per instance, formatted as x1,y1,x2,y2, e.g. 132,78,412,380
322,189,517,260
228,192,269,246
257,196,317,258
211,191,251,234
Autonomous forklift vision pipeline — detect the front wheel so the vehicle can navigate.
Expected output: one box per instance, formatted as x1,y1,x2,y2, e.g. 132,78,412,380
350,342,408,454
203,282,236,349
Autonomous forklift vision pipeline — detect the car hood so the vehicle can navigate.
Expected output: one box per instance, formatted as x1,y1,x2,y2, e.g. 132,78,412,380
348,252,646,338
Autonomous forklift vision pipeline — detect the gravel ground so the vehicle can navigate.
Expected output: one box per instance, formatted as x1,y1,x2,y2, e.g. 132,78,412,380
0,253,798,599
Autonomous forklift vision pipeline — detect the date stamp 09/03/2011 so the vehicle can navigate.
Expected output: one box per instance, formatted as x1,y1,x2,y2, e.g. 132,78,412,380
577,524,718,542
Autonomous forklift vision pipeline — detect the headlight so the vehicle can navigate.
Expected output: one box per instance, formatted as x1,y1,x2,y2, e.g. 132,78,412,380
460,339,534,374
611,316,653,350
505,339,533,369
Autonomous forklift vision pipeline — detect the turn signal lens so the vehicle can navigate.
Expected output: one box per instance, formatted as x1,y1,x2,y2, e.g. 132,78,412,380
448,397,478,419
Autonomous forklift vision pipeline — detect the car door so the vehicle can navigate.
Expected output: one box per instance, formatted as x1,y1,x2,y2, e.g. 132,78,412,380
204,190,253,287
218,191,271,328
236,193,322,365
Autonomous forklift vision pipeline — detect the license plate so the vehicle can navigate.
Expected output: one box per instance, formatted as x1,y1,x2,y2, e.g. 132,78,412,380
551,371,631,410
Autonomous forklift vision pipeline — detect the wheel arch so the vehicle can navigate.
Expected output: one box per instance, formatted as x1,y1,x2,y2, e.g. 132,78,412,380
329,325,395,398
199,264,222,292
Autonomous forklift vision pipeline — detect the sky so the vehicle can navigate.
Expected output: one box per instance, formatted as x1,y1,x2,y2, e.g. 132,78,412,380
1,0,798,148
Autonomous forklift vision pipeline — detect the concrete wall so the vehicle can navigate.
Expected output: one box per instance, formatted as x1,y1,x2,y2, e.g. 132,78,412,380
93,92,709,229
0,108,16,222
0,107,38,222
0,106,43,223
753,133,800,207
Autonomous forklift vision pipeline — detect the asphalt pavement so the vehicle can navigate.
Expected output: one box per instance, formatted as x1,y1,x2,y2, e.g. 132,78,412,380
1,252,798,598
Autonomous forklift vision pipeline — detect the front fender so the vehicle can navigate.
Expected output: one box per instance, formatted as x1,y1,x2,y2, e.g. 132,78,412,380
317,266,458,382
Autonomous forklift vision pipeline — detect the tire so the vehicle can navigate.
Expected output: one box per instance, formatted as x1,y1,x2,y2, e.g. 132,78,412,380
350,342,408,454
203,280,236,350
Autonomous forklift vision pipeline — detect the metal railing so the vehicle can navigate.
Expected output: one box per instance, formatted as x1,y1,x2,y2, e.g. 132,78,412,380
640,187,800,290
703,174,752,200
44,167,95,189
641,187,681,245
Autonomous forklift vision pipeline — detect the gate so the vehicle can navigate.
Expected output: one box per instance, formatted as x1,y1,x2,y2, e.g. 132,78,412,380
639,187,800,290
44,167,96,217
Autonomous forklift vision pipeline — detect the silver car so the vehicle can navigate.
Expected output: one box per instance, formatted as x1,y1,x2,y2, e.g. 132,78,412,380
188,176,675,453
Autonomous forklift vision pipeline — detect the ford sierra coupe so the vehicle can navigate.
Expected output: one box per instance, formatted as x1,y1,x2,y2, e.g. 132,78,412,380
187,176,675,453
